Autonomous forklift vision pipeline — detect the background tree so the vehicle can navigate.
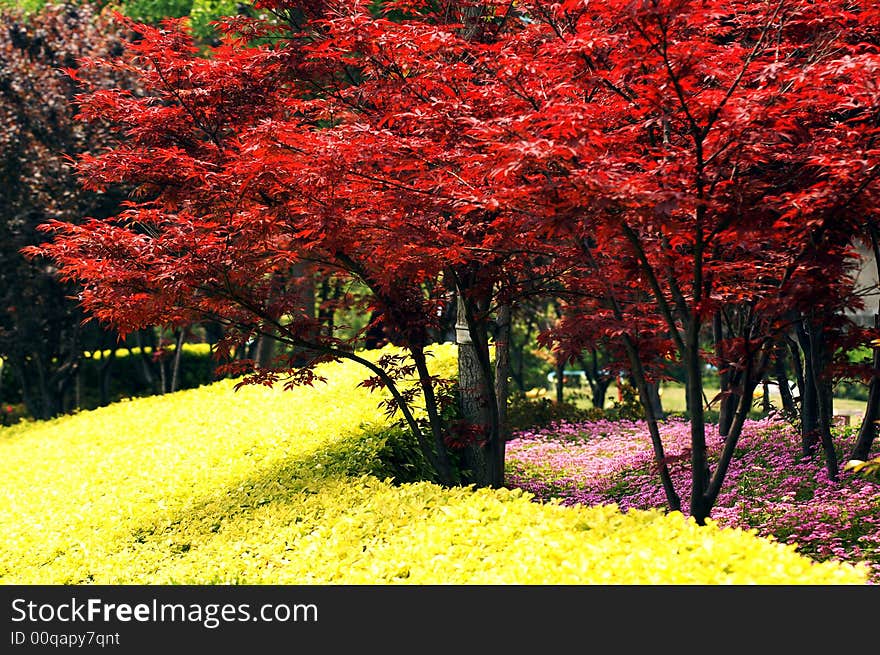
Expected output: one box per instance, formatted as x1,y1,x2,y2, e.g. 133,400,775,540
0,2,136,419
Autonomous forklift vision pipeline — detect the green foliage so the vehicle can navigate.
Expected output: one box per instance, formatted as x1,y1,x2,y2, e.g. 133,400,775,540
121,0,193,21
306,422,437,484
0,0,245,41
608,381,645,420
506,393,605,433
0,0,46,11
834,380,870,401
120,0,241,40
188,0,239,38
506,381,656,433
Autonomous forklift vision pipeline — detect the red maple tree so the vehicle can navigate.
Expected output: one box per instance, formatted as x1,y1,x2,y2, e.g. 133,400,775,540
514,0,880,521
33,1,880,519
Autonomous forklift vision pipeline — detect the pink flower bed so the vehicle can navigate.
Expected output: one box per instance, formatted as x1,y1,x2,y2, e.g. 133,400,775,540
506,417,880,583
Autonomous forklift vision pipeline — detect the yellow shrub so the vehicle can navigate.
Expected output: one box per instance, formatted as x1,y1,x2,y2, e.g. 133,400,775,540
0,344,868,584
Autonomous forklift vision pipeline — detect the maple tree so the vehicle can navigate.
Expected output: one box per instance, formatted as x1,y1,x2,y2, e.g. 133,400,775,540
34,0,880,518
34,0,545,488
526,0,880,522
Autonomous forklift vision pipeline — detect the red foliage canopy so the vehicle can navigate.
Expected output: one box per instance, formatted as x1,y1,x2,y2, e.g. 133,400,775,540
29,0,880,493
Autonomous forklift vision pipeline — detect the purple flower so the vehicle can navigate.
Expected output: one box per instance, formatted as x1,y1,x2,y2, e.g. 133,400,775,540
506,418,880,584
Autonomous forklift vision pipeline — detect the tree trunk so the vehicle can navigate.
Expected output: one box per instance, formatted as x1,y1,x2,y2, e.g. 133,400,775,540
592,380,609,410
851,221,880,461
364,308,386,350
645,380,664,420
704,369,763,512
714,311,738,437
455,284,503,487
411,346,457,486
135,329,158,393
494,303,511,445
456,288,490,476
579,349,611,409
170,329,186,393
253,333,275,370
554,358,565,404
796,321,820,457
317,277,337,337
98,348,117,407
623,338,681,512
806,321,839,480
158,354,167,394
850,314,880,462
774,346,796,417
686,321,711,525
761,376,771,415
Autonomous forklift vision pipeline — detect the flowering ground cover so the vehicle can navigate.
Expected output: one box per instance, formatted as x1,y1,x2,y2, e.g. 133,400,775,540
1,345,867,584
506,418,880,583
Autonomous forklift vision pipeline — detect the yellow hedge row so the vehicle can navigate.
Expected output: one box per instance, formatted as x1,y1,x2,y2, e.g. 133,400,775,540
0,345,868,584
83,342,214,359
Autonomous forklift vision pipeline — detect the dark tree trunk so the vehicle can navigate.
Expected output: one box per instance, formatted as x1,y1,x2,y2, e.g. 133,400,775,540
786,334,805,404
317,277,338,337
135,329,159,393
592,380,610,410
645,380,664,420
579,349,611,409
850,314,880,462
718,392,739,436
623,338,681,512
170,329,186,393
253,333,275,371
555,359,565,404
158,355,167,394
14,351,78,420
851,222,880,461
796,322,820,457
805,321,839,480
98,348,117,407
761,376,771,415
774,346,796,417
364,309,387,350
494,303,511,444
686,321,711,525
458,336,492,483
714,311,742,436
455,285,503,487
704,372,762,513
411,346,457,486
203,321,224,379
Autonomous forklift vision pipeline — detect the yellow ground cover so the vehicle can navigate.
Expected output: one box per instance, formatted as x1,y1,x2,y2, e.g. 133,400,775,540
0,345,868,584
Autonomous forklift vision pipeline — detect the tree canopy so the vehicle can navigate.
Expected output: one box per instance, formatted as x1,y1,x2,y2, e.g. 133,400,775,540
32,0,880,521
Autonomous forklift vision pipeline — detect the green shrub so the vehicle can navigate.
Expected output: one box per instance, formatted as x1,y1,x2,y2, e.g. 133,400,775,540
608,381,645,420
120,0,243,40
834,380,870,401
306,422,437,485
78,343,216,406
506,394,605,433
